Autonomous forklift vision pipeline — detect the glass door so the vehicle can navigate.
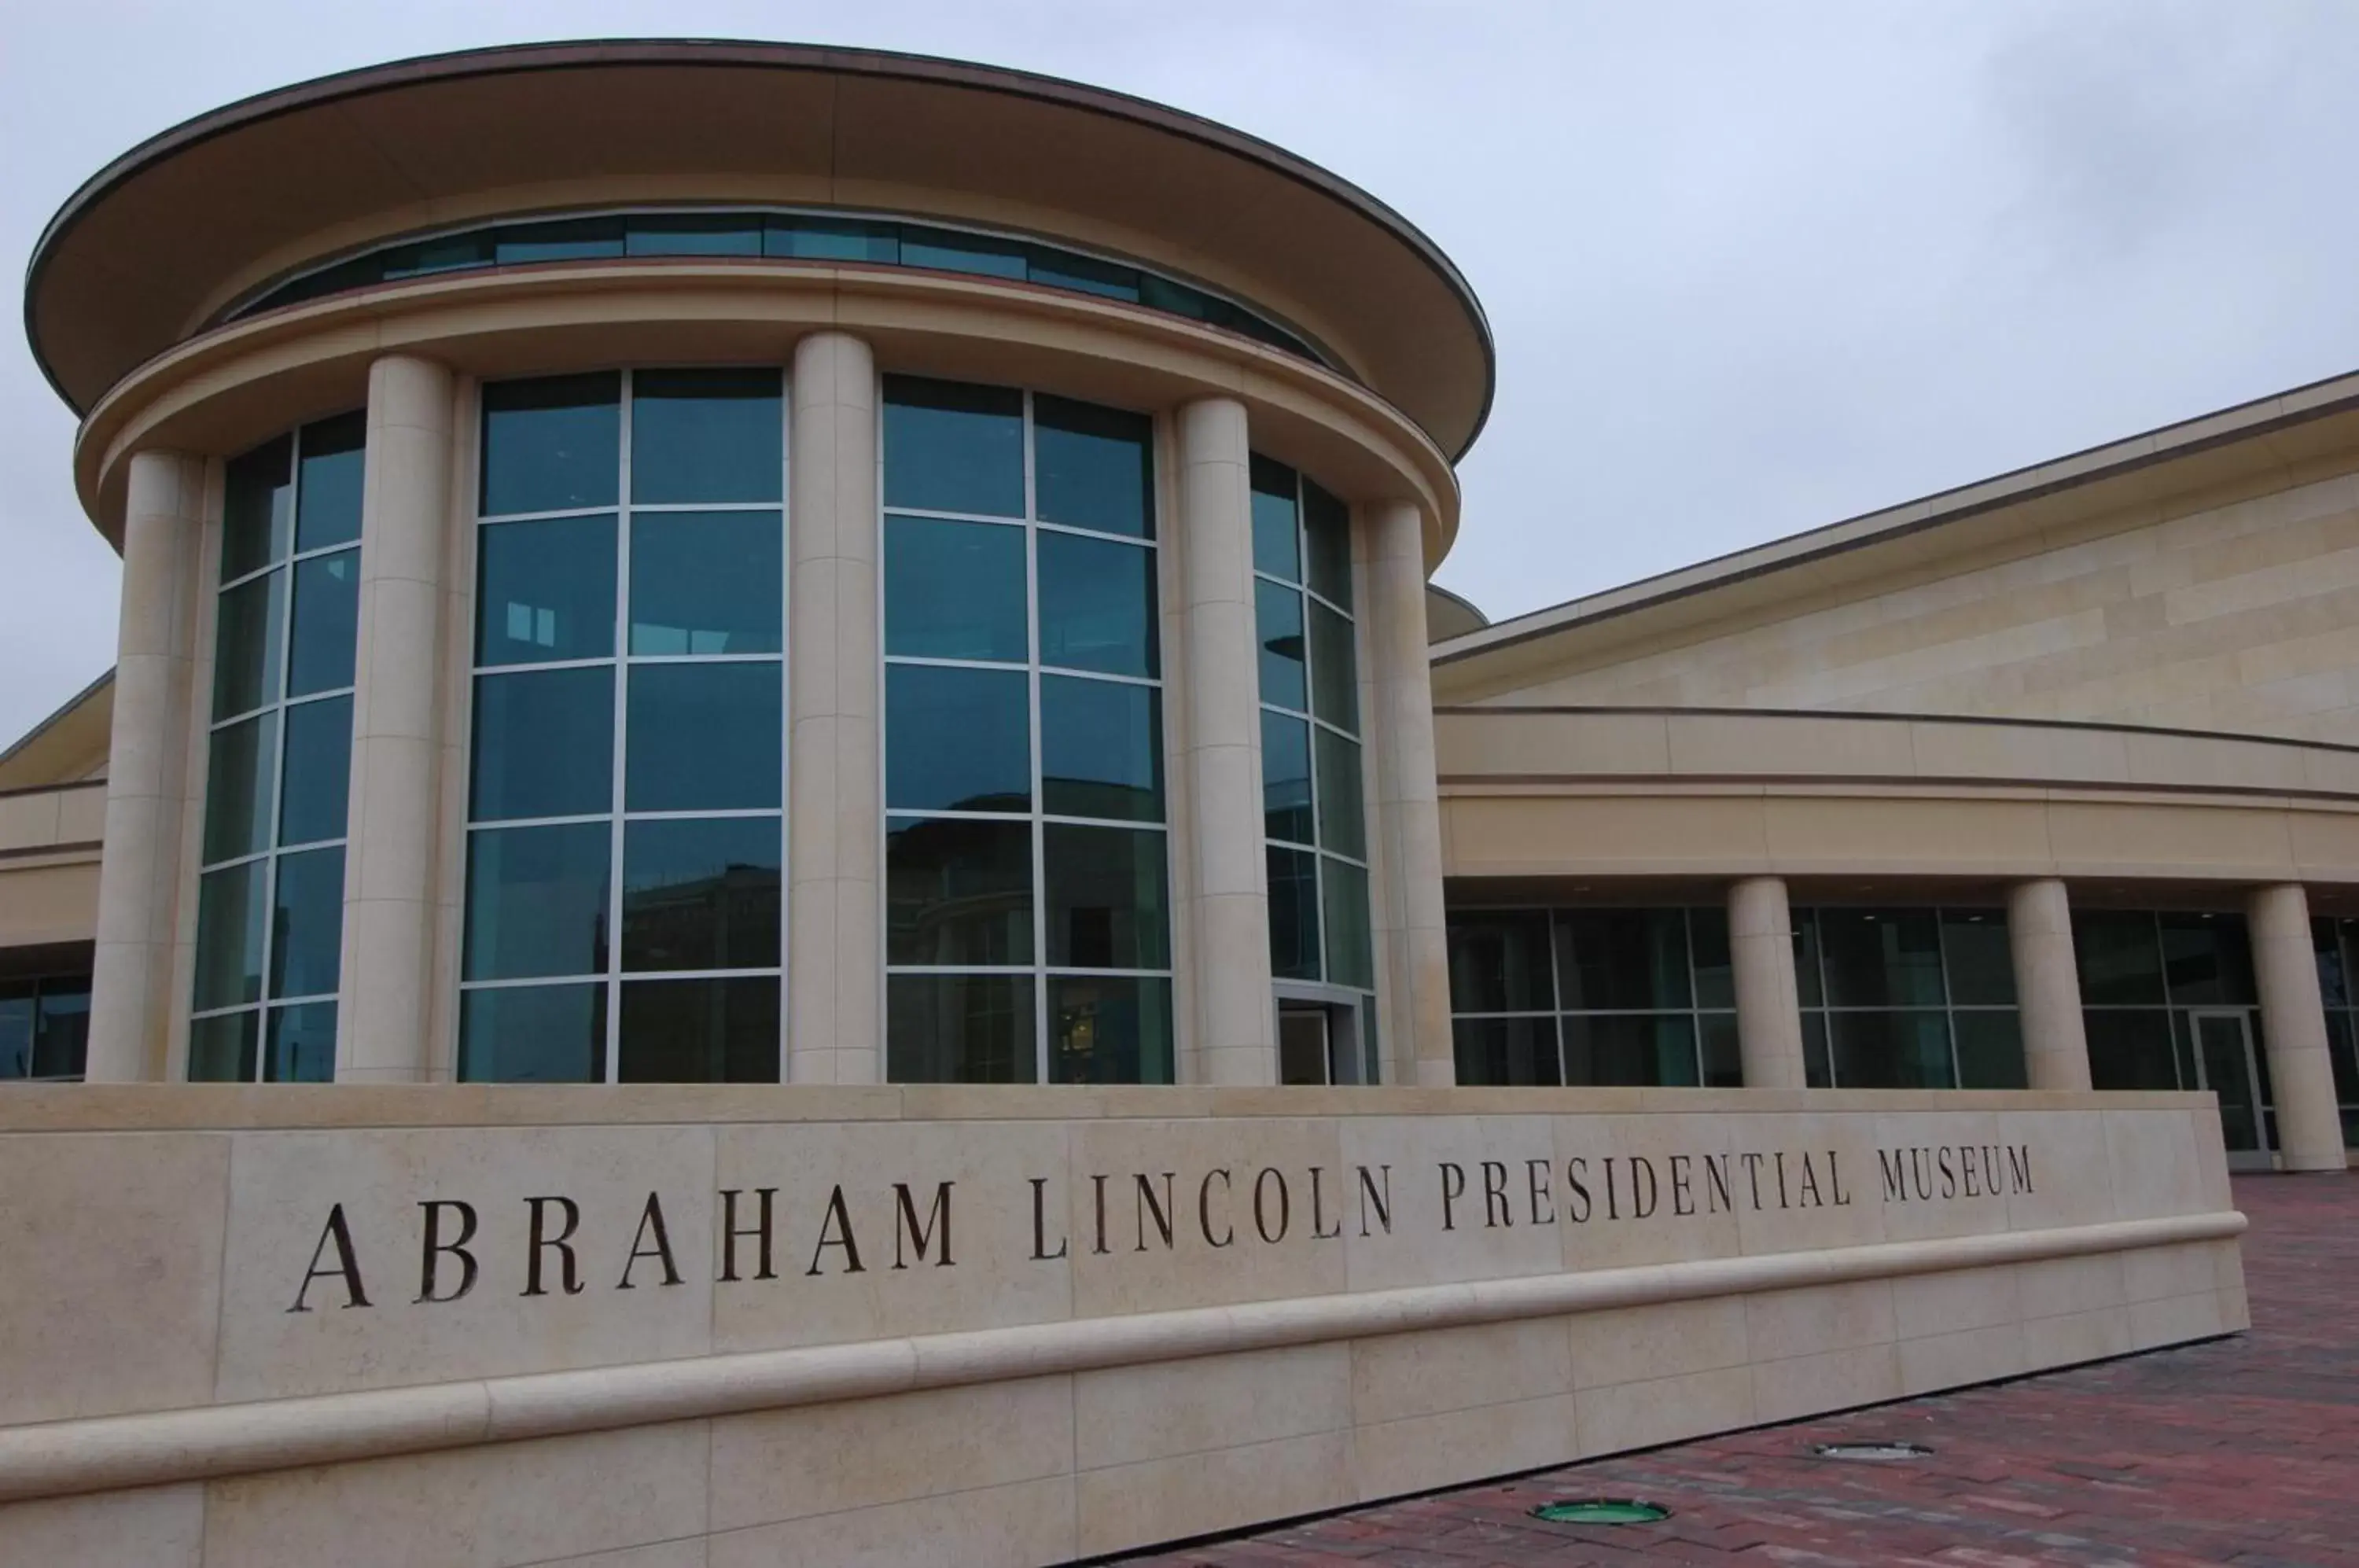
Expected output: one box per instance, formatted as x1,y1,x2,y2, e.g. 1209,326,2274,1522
2191,1010,2271,1171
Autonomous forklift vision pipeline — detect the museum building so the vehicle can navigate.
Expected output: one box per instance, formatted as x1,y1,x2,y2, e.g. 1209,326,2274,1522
0,39,2298,1568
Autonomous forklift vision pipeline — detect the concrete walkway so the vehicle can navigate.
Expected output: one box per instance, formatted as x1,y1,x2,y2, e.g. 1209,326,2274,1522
1113,1173,2359,1566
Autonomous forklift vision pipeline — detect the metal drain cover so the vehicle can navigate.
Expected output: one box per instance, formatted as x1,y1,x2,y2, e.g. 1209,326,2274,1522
1812,1441,1934,1461
1530,1498,1671,1525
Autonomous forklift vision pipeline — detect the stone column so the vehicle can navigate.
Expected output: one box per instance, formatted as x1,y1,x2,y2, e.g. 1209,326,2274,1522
1728,875,1807,1090
2008,878,2092,1091
2247,883,2346,1172
86,450,208,1081
1175,398,1276,1084
337,354,455,1082
1367,500,1454,1087
788,331,881,1084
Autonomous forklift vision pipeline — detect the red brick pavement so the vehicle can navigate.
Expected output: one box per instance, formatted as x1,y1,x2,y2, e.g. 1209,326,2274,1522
1109,1173,2359,1566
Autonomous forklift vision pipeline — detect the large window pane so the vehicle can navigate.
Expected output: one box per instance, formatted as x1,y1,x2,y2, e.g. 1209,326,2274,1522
1793,909,1825,1009
2074,911,2166,1005
202,711,277,864
286,549,359,698
624,215,764,256
1048,974,1172,1084
1801,1011,1831,1087
295,411,366,552
223,435,294,582
1321,856,1375,990
481,374,620,516
0,987,27,1079
212,568,285,720
1941,910,2015,1005
1953,1010,2028,1088
1249,455,1299,581
1562,1014,1698,1087
1301,478,1352,608
1038,532,1157,677
630,369,782,504
1041,675,1161,822
887,664,1029,813
264,1002,336,1083
495,217,624,264
628,511,782,655
625,662,782,812
459,983,605,1082
1308,602,1359,734
1313,727,1365,858
887,815,1032,966
466,823,611,981
2161,912,2257,1005
1557,909,1691,1011
1454,1017,1562,1086
1691,907,1735,1010
193,861,267,1010
2085,1007,2181,1089
881,376,1024,517
887,974,1036,1083
270,845,344,1000
1260,711,1314,845
1026,249,1139,302
1268,845,1320,981
188,1011,258,1084
1828,1009,1955,1088
764,216,897,262
31,982,90,1080
885,516,1027,662
1700,1011,1743,1087
1819,909,1945,1008
1448,911,1554,1014
470,666,615,822
619,977,778,1081
278,696,351,848
477,514,618,665
1034,396,1152,539
621,816,781,972
1045,824,1168,970
1255,579,1307,710
900,226,1029,279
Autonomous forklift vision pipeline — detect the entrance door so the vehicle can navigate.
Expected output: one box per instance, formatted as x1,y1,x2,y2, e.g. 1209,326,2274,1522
1277,1006,1331,1086
2190,1010,2271,1171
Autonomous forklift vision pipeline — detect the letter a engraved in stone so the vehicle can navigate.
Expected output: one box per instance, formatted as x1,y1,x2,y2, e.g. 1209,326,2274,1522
806,1184,867,1276
1029,1176,1068,1261
524,1195,584,1297
893,1182,954,1269
618,1192,683,1290
415,1200,479,1304
289,1203,371,1312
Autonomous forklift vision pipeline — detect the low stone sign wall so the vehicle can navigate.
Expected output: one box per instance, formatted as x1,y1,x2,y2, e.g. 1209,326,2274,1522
0,1085,2245,1567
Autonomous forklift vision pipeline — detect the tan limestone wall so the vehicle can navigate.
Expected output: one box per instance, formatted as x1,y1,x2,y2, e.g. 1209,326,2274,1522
0,1086,2241,1567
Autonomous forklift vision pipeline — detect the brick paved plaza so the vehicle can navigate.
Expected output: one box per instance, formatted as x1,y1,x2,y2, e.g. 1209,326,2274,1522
1113,1173,2359,1566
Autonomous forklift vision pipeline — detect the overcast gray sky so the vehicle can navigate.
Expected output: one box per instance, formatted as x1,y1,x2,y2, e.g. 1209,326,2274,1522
6,1,2359,745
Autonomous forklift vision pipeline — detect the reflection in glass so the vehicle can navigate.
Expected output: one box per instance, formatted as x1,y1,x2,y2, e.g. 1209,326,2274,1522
619,977,778,1081
630,369,782,504
884,516,1026,662
765,217,897,262
469,667,614,822
629,512,783,655
1302,479,1352,608
294,411,366,552
481,374,620,516
287,550,359,698
202,712,278,865
881,377,1024,517
1447,911,1553,1015
477,515,617,665
1827,1009,1955,1089
621,816,782,972
888,974,1036,1083
1939,911,2016,1005
1453,1017,1562,1086
1044,824,1168,969
495,218,624,264
464,823,611,981
624,215,763,257
900,226,1029,278
2160,913,2257,1004
188,1011,259,1084
1562,1014,1699,1087
264,1002,337,1083
1260,711,1313,846
270,846,345,999
1040,676,1161,822
1249,455,1299,580
1034,396,1152,538
0,988,27,1079
30,984,88,1080
1322,856,1375,990
625,662,782,812
1691,907,1735,1010
1819,910,1945,1009
2074,911,2166,1005
212,569,285,720
1953,1010,2028,1088
193,861,267,1010
1255,579,1306,710
1308,601,1359,734
1050,975,1172,1084
223,435,293,582
2085,1007,2179,1090
886,664,1029,813
1313,728,1365,859
1557,909,1691,1012
1700,1011,1743,1087
459,983,605,1082
278,696,352,848
1038,532,1157,677
1268,846,1320,981
886,815,1032,966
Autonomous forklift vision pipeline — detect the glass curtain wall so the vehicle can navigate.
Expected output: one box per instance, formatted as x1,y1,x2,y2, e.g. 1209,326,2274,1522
2309,918,2359,1147
0,973,92,1080
2074,908,2269,1121
189,414,364,1081
461,370,786,1082
1447,907,1739,1086
1253,456,1376,1079
881,376,1172,1084
1792,907,2022,1088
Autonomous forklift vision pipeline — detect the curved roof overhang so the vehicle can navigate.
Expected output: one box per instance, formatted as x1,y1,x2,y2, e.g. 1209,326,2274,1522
26,40,1493,459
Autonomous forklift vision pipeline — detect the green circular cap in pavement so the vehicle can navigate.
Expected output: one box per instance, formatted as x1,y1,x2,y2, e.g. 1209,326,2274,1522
1530,1498,1671,1525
